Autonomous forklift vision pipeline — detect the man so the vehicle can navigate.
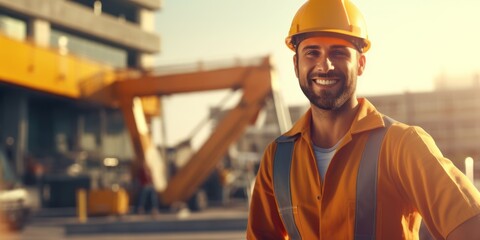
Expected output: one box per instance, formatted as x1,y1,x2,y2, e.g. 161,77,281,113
135,163,159,215
247,0,480,239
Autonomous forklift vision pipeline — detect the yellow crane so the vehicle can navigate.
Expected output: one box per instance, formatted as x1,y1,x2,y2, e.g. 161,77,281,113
0,33,290,210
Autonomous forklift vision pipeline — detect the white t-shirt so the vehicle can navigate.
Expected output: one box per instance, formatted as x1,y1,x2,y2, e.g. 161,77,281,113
312,139,342,180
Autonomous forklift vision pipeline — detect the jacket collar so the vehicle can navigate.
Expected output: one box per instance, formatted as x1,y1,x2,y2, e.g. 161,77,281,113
284,98,385,140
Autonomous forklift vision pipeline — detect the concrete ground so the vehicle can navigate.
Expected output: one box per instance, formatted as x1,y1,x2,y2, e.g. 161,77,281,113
1,187,249,239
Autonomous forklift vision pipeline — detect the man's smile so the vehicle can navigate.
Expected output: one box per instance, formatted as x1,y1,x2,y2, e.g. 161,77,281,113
311,78,338,86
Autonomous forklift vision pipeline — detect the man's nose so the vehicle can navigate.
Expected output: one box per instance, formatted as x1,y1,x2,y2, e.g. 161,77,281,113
316,57,334,72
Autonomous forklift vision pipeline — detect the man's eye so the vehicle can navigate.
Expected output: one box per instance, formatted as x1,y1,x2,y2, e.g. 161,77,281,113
305,51,319,57
332,50,348,57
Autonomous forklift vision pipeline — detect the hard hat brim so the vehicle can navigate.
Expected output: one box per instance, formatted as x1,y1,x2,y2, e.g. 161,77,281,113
286,31,371,53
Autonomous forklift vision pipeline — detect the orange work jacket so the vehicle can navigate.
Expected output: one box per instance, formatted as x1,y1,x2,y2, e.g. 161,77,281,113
247,98,480,239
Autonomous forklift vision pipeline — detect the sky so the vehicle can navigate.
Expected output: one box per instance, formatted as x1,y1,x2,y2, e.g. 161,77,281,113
153,0,480,146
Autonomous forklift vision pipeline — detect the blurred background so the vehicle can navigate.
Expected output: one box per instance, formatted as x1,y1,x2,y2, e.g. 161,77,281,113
0,0,480,239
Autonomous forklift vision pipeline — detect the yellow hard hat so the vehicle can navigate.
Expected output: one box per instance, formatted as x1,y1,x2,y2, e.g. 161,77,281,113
286,0,370,53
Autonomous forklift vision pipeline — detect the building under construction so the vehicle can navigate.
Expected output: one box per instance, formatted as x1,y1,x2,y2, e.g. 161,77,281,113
0,0,162,207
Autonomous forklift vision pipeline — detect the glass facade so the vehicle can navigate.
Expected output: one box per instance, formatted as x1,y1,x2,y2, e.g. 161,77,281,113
50,29,127,67
69,0,138,24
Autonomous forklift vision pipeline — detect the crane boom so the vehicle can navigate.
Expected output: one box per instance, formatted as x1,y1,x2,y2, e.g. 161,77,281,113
113,56,274,204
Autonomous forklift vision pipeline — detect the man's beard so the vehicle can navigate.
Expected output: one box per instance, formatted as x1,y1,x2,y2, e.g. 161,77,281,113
300,72,356,110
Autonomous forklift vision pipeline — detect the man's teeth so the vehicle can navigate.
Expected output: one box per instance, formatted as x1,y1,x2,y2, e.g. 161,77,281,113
314,79,336,85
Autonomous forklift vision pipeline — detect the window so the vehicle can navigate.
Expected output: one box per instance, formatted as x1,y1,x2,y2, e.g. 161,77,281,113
50,29,127,67
69,0,138,24
0,13,26,40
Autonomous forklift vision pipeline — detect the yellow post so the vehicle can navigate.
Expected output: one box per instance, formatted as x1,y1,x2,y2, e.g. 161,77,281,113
77,188,88,223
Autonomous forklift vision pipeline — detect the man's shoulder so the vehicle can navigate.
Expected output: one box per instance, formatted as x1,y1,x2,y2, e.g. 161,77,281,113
263,132,305,155
381,116,436,150
274,133,301,143
383,116,427,136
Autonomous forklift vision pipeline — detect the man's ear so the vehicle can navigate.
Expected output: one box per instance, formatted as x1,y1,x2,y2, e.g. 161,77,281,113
293,54,299,78
357,54,366,76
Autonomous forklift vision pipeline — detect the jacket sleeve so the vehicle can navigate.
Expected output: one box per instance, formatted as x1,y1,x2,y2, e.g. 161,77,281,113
246,142,288,240
388,125,480,239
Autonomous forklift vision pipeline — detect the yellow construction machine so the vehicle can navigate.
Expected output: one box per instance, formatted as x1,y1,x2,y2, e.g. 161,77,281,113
0,33,290,213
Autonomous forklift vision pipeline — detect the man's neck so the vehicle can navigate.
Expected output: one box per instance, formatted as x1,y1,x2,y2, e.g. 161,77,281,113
310,98,359,148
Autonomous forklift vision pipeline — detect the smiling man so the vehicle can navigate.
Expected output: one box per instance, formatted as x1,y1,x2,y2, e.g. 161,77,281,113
296,37,362,113
246,0,480,239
